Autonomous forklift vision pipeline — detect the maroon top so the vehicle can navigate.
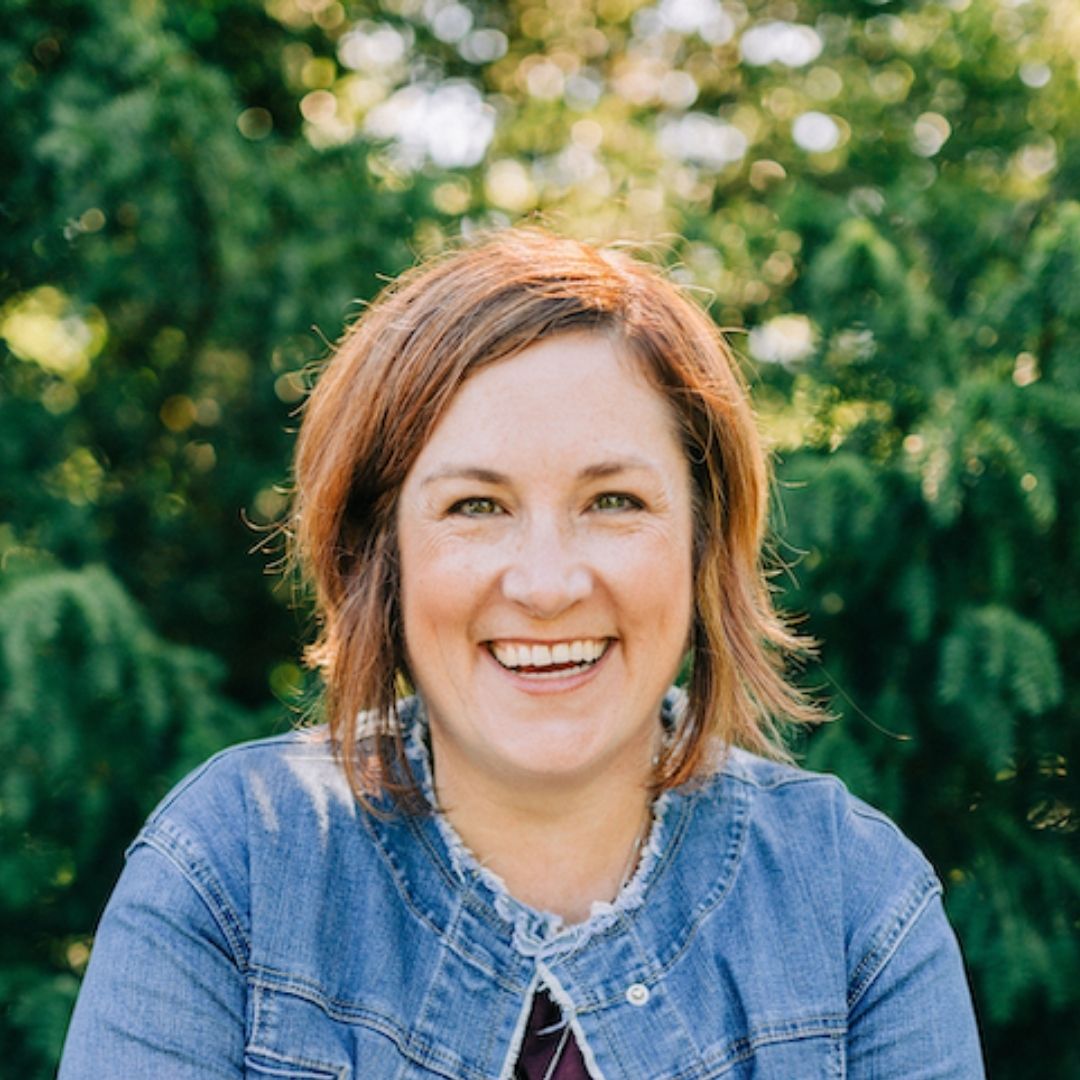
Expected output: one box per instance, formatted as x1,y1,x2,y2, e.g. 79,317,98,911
514,988,590,1079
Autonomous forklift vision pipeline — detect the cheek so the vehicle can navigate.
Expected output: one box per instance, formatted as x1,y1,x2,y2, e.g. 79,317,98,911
400,540,491,646
600,528,693,623
655,520,695,618
613,514,692,574
410,536,497,590
654,552,694,632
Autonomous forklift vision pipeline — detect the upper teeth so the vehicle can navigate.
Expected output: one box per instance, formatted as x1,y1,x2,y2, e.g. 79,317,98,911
490,639,608,669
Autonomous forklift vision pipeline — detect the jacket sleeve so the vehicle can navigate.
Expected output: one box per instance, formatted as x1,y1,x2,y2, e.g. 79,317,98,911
842,803,985,1079
57,830,248,1079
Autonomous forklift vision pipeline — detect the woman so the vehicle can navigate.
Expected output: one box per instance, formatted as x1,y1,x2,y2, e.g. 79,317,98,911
59,229,984,1078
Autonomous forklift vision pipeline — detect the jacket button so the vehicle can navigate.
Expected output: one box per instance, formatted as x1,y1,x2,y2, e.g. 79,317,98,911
625,983,650,1006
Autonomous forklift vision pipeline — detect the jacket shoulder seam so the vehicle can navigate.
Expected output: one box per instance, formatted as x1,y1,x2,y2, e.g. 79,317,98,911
718,758,847,795
846,870,941,1010
146,730,315,821
132,821,252,973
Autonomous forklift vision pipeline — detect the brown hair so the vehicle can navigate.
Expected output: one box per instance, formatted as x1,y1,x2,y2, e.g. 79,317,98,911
291,228,817,808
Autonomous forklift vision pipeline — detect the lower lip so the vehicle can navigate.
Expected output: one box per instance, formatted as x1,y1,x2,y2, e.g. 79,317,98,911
484,642,614,693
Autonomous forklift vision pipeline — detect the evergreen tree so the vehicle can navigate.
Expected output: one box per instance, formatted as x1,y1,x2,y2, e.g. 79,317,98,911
0,565,268,1072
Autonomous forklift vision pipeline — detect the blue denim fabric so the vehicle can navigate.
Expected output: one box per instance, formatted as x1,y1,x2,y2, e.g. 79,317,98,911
59,693,985,1078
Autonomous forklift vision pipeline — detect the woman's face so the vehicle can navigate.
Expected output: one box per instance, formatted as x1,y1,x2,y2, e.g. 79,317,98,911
396,332,694,796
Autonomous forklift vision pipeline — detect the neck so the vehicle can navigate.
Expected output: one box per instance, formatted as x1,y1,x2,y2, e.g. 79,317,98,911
432,756,656,925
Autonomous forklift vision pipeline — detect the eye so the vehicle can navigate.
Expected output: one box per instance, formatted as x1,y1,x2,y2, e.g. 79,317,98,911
591,492,643,512
448,496,504,517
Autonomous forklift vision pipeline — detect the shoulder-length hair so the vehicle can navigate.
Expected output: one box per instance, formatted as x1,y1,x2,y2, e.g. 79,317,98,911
291,228,817,809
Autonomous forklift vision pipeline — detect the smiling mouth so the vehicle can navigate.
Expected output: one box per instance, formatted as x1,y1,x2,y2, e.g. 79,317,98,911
487,638,611,678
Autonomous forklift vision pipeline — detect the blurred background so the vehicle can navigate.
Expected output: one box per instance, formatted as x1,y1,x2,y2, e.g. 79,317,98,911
1,0,1077,1075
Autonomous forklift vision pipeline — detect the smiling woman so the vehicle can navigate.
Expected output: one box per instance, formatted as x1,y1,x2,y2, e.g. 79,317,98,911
58,229,985,1079
293,229,813,811
396,335,695,920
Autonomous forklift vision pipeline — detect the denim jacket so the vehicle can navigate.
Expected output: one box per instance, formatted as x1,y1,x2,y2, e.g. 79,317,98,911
60,694,984,1078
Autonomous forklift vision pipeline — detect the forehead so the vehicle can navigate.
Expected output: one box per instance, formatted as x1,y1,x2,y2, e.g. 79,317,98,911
411,332,683,468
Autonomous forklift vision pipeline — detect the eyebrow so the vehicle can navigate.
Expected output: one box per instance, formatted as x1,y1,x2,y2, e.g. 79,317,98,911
579,458,658,480
420,466,507,487
420,458,659,486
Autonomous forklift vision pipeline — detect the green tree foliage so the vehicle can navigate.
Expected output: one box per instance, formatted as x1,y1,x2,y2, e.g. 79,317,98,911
0,564,271,1070
2,0,1077,1075
1,0,430,699
777,197,1079,1073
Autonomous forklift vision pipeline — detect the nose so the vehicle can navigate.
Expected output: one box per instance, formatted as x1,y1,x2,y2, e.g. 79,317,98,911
501,516,592,619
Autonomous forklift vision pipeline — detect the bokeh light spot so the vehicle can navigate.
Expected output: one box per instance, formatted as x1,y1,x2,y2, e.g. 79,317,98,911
912,112,951,157
484,159,537,212
459,28,508,64
431,3,473,44
339,23,411,71
160,395,198,433
793,111,840,153
1016,138,1057,178
1019,62,1051,89
658,113,748,168
748,313,817,364
79,208,106,232
365,82,495,168
0,286,107,380
237,107,274,140
300,89,338,123
741,21,823,68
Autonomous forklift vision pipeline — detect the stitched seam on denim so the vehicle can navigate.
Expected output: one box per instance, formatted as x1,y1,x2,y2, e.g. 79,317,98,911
250,966,495,1077
497,970,541,1080
250,977,266,1064
831,1032,844,1080
355,821,527,989
361,812,449,939
558,904,639,1013
665,1019,846,1080
243,1044,344,1079
360,773,534,988
248,974,490,1080
719,748,844,792
846,872,941,1009
587,911,712,1071
728,770,839,792
537,965,606,1079
143,733,311,823
662,778,748,971
360,810,524,987
593,986,632,1080
249,962,524,1052
406,893,513,1076
546,792,697,1009
245,1065,339,1079
402,808,504,933
845,798,910,834
585,779,750,1006
135,824,250,971
444,894,532,990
